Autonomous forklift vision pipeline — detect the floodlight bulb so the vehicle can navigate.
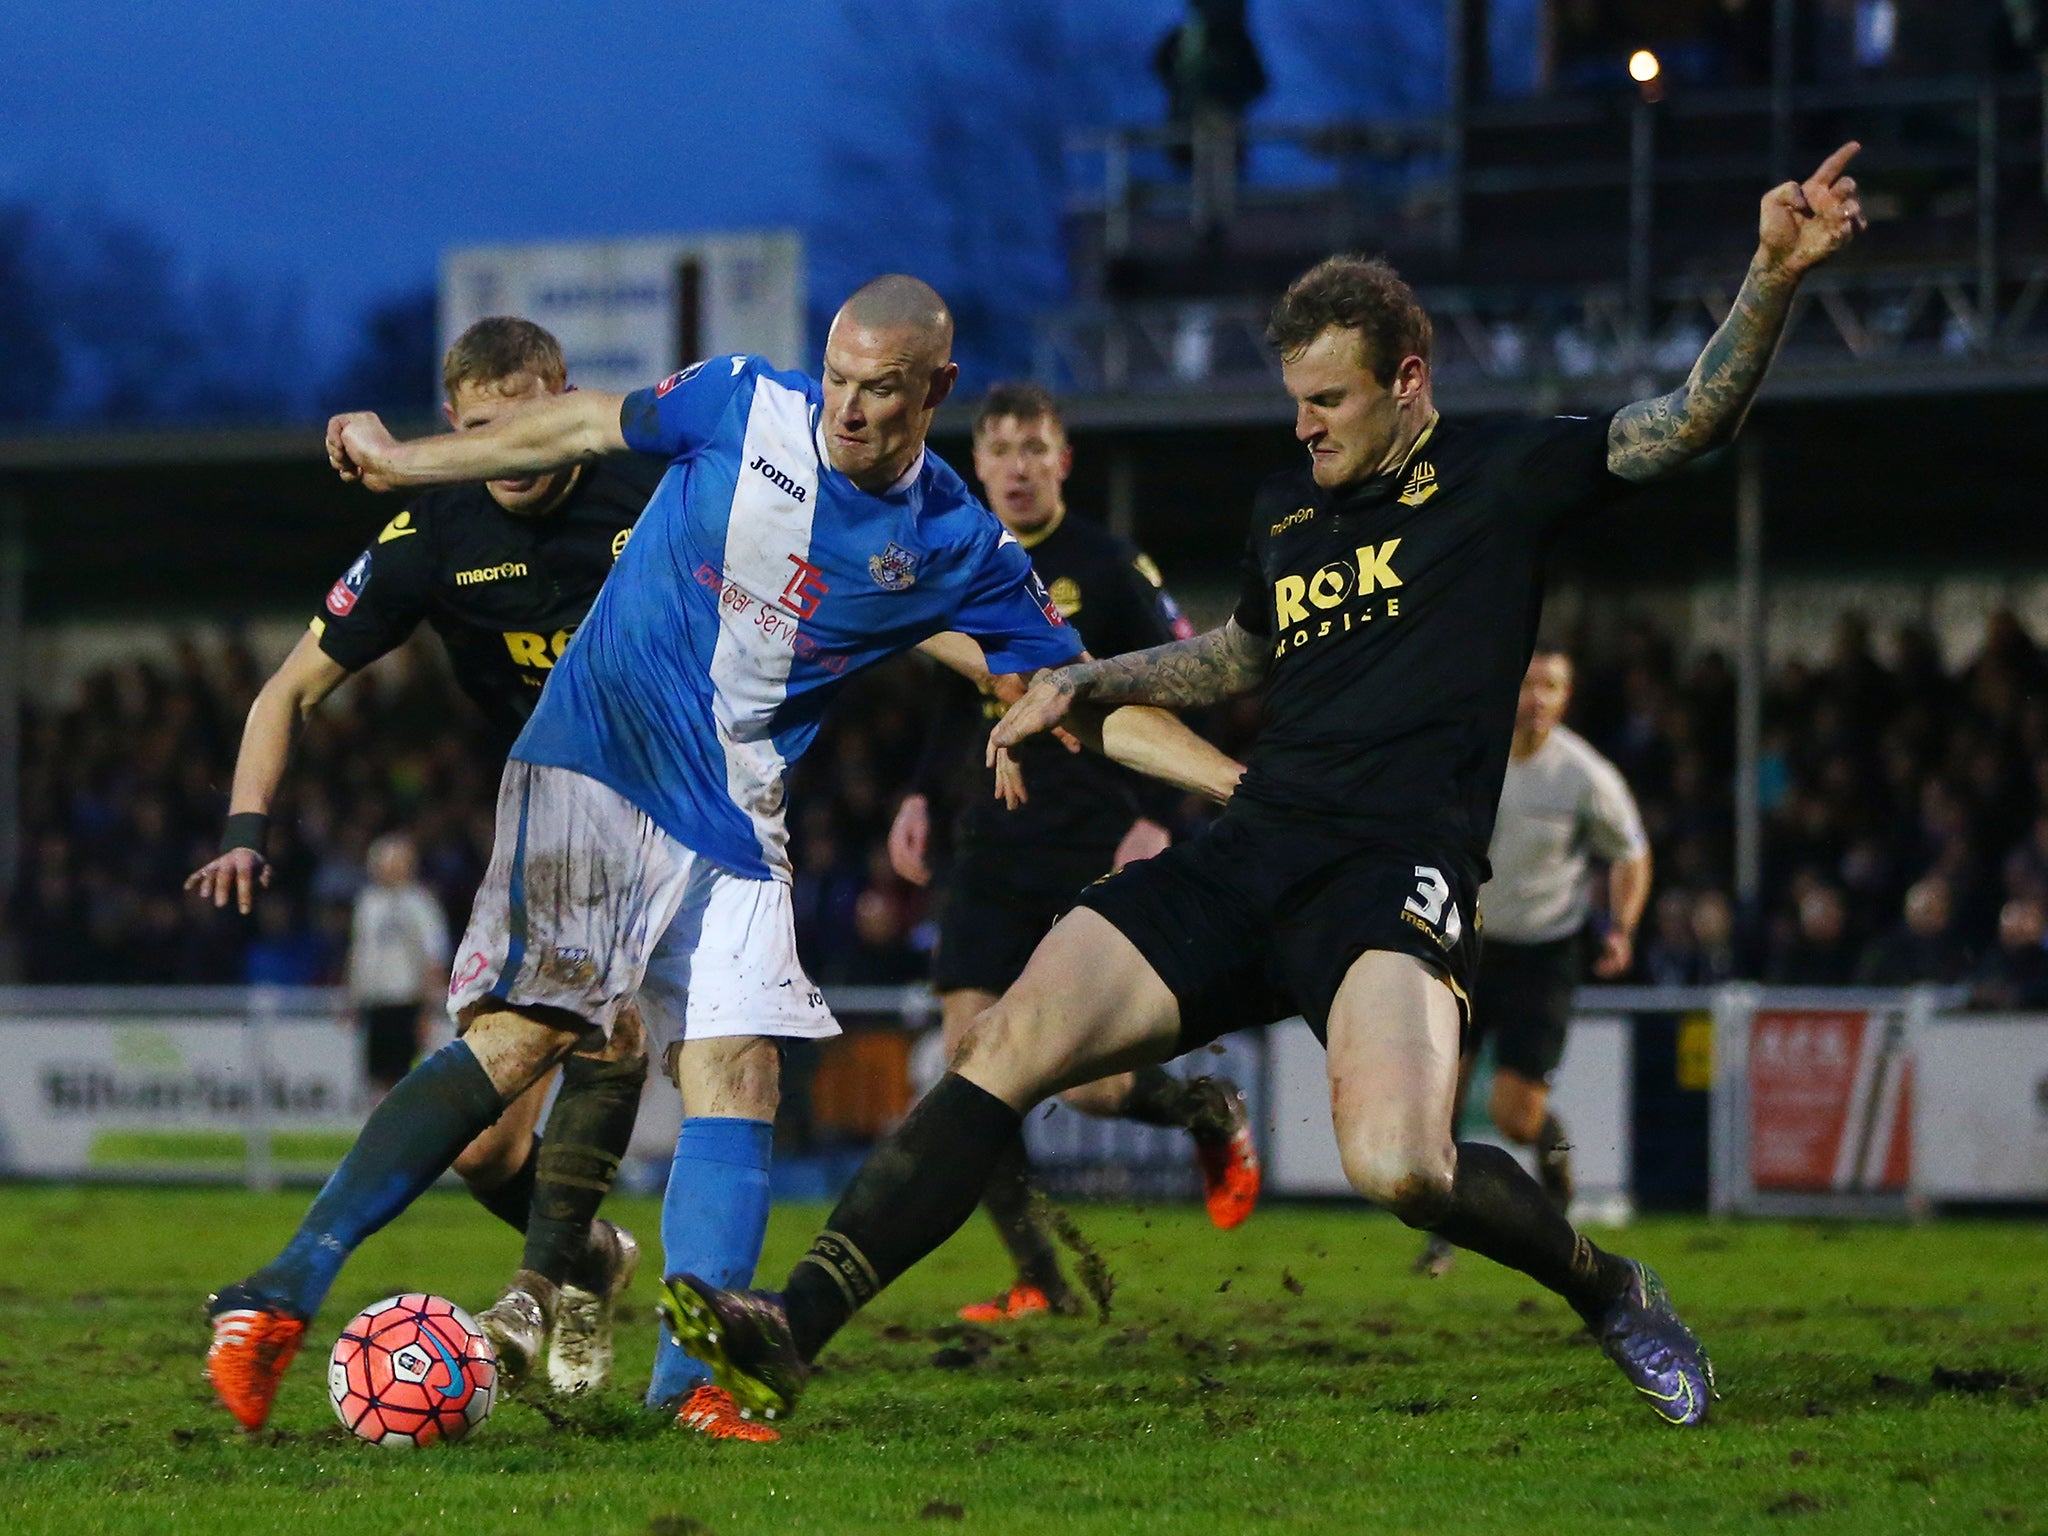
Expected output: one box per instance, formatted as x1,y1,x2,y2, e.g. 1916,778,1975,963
1628,49,1661,83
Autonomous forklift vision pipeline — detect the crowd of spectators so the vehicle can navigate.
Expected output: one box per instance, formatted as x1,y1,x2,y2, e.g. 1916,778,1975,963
1599,610,2048,1007
11,608,2048,1009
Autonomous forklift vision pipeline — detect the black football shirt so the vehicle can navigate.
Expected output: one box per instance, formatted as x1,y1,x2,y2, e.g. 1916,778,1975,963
312,457,665,754
915,510,1196,856
1228,411,1625,872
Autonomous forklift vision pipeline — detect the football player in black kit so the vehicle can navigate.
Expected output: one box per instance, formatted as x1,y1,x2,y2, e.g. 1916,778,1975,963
188,318,655,1399
664,146,1866,1432
888,383,1260,1323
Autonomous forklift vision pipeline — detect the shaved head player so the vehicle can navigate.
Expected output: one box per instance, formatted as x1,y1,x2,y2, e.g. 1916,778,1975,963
206,275,1236,1442
666,145,1867,1434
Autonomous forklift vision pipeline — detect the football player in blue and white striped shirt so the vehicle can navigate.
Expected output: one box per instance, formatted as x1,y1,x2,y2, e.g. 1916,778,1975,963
206,276,1238,1441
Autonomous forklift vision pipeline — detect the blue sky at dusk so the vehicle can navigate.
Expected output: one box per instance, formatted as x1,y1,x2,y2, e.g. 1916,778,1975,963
2,2,1533,399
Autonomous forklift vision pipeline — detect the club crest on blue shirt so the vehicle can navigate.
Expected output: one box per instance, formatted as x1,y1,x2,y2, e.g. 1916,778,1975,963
869,542,919,591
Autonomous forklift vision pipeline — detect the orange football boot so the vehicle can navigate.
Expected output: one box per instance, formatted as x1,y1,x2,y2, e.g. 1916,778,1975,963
956,1283,1056,1323
677,1383,782,1442
1190,1078,1262,1230
205,1286,307,1431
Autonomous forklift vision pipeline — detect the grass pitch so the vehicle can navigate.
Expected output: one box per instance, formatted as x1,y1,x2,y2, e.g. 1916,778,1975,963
1,1187,2044,1535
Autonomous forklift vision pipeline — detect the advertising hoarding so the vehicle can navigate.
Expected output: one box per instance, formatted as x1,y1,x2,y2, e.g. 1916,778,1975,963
440,232,805,396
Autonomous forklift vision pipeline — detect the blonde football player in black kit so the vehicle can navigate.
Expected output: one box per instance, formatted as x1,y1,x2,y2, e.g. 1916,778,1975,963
190,320,653,1405
662,145,1866,1433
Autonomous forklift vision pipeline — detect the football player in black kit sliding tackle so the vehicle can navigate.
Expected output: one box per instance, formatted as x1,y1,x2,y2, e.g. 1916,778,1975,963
661,145,1867,1431
188,318,654,1399
890,382,1260,1324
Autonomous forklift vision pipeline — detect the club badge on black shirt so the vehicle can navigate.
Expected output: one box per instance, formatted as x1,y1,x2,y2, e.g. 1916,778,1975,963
311,457,665,756
1228,411,1626,870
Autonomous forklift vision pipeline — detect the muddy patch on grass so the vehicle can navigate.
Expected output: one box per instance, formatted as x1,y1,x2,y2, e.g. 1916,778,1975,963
1764,1491,1823,1516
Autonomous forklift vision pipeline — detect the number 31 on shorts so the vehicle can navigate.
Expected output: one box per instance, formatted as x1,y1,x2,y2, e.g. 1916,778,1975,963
1403,866,1464,948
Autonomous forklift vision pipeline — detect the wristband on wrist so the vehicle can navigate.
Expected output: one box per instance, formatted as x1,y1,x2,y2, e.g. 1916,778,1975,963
220,812,271,859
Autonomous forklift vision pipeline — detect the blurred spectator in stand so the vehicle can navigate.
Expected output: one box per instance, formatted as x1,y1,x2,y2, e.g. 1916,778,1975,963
1690,890,1742,983
843,887,925,986
791,809,868,985
1855,874,1973,984
1967,894,2048,1009
345,833,449,1094
23,600,2048,995
1642,889,1701,985
2001,813,2048,901
243,896,331,986
1768,883,1855,984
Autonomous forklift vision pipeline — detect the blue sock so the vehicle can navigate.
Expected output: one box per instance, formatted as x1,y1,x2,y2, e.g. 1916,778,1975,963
647,1116,774,1410
245,1042,504,1319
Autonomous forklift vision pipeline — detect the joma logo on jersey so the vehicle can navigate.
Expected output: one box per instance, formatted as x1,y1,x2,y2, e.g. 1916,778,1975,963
750,454,807,503
455,561,528,586
1273,539,1402,626
1399,462,1438,506
1269,505,1316,536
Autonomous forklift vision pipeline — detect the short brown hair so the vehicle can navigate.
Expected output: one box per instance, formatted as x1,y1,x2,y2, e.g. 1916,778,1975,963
972,380,1063,437
442,317,567,401
1266,256,1432,384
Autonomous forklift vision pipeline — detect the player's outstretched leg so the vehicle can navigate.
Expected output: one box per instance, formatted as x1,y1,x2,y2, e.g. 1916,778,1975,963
937,986,1080,1323
1328,952,1712,1427
662,910,1183,1423
659,1071,1022,1424
644,1037,781,1440
206,1012,577,1431
476,1026,648,1396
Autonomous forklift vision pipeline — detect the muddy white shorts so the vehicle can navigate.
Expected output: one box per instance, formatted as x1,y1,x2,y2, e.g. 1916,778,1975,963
448,762,839,1053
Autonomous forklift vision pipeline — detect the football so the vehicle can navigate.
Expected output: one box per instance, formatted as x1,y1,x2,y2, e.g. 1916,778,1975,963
327,1293,498,1448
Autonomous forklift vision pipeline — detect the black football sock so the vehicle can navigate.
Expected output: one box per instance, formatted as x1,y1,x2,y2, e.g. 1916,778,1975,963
465,1135,542,1235
1420,1141,1631,1328
980,1135,1069,1302
1117,1066,1202,1128
784,1073,1022,1361
520,1048,647,1287
1535,1112,1574,1210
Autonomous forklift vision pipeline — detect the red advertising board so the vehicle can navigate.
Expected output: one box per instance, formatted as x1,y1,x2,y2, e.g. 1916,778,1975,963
1749,1008,1911,1193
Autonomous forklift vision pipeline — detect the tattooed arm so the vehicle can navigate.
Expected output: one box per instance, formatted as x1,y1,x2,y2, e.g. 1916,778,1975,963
987,619,1270,754
1607,141,1866,483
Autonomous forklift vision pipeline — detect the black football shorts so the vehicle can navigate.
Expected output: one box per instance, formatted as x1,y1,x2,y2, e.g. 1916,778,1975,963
1073,814,1478,1050
931,846,1114,997
1468,932,1582,1082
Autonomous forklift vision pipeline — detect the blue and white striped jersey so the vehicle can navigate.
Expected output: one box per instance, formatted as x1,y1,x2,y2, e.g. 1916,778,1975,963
510,354,1082,880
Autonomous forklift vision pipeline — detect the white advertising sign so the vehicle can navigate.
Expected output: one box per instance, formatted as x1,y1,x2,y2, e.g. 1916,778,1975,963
1913,1015,2048,1200
0,1016,366,1179
1264,1015,1632,1202
440,232,805,396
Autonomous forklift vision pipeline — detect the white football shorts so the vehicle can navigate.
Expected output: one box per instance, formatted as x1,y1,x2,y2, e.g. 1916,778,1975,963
447,762,839,1053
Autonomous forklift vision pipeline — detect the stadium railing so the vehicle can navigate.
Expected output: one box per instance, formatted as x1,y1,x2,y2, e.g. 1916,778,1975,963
1046,73,2048,406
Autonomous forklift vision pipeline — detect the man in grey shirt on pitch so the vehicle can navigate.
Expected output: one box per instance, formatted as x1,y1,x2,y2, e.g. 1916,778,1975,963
1418,645,1649,1277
